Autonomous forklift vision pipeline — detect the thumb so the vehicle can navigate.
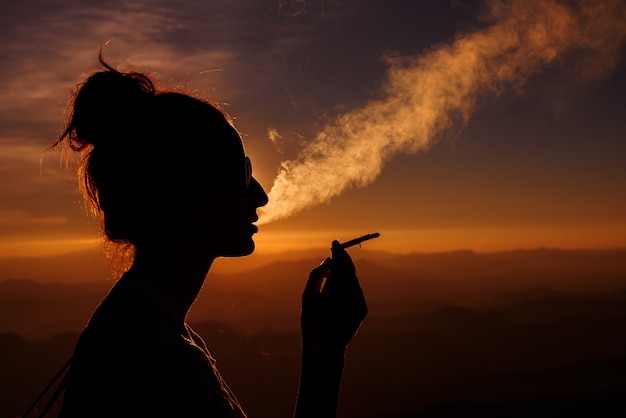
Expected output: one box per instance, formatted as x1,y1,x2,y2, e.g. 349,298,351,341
304,257,331,296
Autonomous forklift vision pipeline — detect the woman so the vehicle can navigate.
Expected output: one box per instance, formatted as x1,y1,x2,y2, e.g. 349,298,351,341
53,56,367,418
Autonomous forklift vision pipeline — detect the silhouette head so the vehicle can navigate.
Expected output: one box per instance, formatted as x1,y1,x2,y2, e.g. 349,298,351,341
53,58,268,260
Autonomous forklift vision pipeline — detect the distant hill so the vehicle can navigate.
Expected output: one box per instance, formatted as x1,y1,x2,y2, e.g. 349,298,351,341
2,245,626,417
1,248,626,339
0,279,109,339
2,303,625,418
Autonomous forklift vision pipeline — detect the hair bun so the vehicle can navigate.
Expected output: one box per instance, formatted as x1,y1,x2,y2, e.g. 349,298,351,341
68,67,156,149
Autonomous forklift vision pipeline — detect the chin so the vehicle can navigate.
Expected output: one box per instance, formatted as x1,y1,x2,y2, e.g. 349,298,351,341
220,238,256,258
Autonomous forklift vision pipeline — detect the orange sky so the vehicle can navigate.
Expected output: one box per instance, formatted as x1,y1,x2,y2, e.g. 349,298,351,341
0,0,625,267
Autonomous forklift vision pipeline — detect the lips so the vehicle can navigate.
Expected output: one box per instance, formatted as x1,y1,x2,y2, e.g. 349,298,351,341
249,215,259,233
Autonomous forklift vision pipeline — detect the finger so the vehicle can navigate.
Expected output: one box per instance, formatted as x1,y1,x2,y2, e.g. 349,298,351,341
354,285,368,318
331,241,356,275
328,242,357,291
304,257,331,296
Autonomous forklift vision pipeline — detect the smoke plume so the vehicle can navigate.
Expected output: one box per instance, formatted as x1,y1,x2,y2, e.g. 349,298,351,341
258,0,626,224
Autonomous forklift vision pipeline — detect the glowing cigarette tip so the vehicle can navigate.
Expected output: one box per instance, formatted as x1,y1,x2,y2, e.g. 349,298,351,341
339,233,381,249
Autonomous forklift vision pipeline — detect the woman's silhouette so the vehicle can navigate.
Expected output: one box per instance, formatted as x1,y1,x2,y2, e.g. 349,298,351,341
52,55,367,418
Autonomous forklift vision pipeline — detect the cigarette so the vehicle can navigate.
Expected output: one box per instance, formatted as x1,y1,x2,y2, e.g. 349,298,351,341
339,233,381,249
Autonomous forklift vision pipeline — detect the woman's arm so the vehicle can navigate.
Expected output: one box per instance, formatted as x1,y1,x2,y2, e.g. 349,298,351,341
294,241,368,418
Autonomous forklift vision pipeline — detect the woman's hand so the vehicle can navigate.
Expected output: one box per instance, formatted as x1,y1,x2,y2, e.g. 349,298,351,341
301,240,368,351
295,240,368,417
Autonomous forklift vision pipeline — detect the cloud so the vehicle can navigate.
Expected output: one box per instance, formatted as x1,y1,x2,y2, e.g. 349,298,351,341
0,139,65,189
0,210,66,228
0,0,346,144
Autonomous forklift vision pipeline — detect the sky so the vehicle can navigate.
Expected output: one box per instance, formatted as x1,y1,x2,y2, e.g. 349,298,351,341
0,0,625,260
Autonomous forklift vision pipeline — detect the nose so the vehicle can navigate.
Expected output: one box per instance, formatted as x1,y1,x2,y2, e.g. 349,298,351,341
248,177,269,208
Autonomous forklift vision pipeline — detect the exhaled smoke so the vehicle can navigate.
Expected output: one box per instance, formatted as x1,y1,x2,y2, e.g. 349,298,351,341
258,0,625,225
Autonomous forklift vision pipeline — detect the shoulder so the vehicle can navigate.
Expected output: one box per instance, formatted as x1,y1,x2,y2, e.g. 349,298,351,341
118,328,247,418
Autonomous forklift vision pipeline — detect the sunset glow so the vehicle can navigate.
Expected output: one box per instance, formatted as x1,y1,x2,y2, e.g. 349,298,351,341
0,0,624,272
1,3,626,416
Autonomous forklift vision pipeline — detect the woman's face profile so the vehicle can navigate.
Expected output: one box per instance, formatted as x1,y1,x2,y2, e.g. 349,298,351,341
180,120,268,258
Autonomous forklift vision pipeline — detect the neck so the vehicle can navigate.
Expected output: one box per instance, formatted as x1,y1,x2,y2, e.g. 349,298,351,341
129,245,216,319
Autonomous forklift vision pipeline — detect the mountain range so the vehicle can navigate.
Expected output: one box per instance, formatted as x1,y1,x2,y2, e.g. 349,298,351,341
1,248,625,417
